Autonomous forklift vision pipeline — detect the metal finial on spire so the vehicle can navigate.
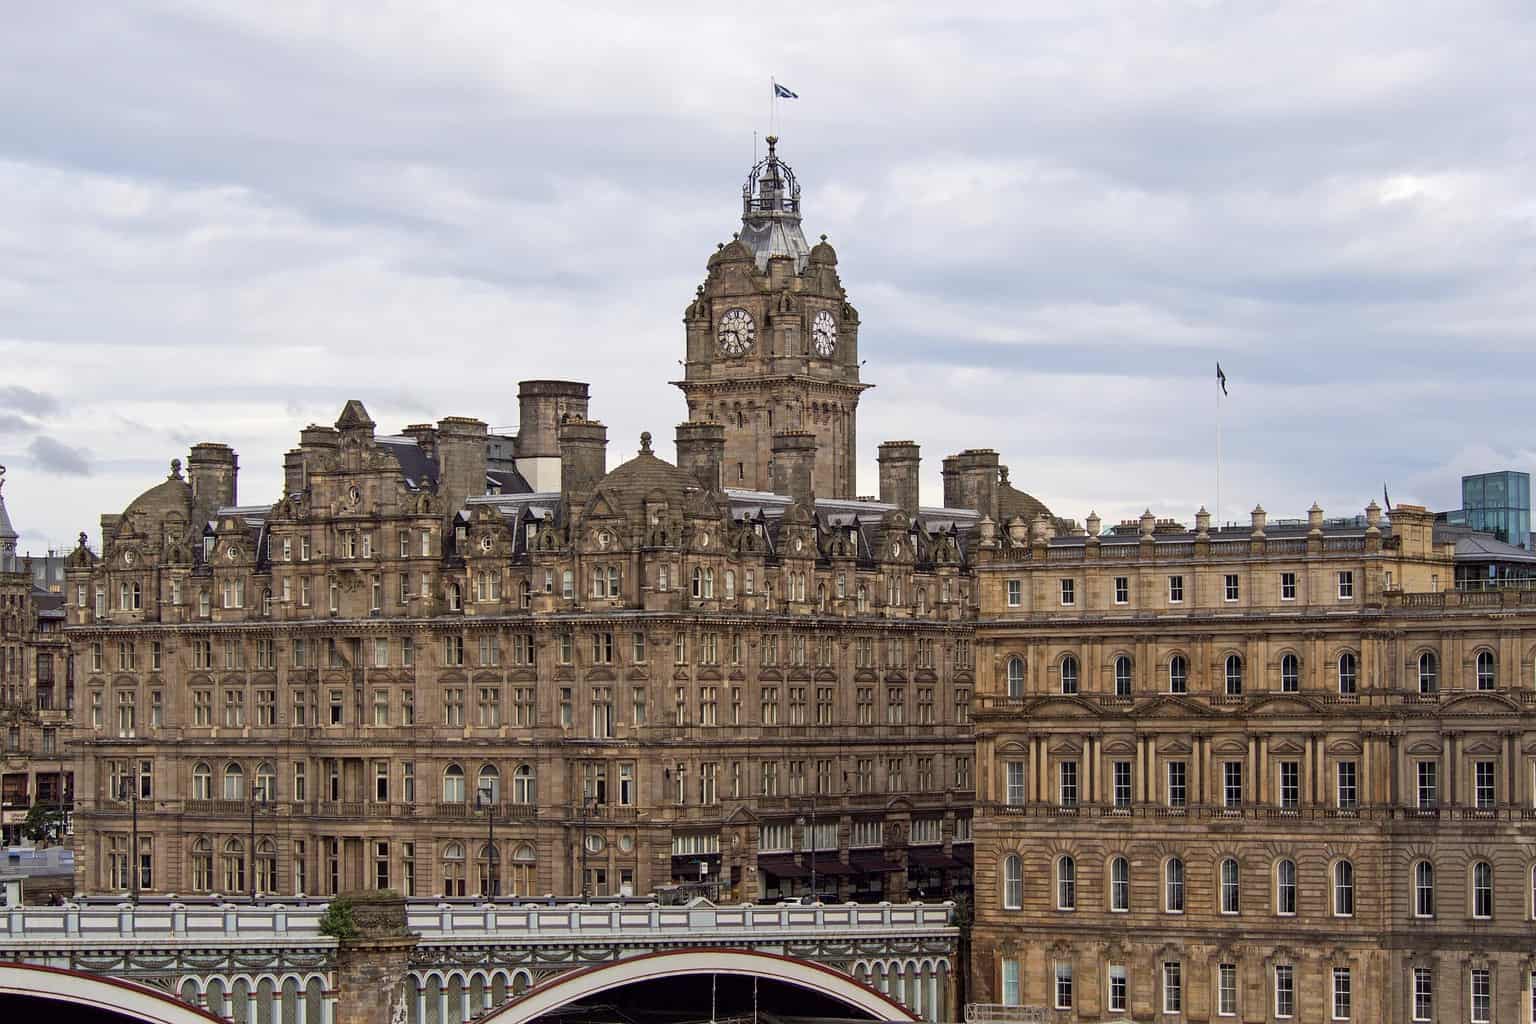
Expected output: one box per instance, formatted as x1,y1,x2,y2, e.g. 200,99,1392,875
0,465,6,496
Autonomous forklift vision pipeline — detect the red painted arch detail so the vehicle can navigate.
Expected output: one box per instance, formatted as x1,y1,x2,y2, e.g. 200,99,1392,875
476,946,920,1024
0,962,224,1024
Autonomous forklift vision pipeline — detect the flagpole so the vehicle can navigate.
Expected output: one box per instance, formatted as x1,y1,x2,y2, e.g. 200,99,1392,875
770,76,776,138
1216,371,1223,529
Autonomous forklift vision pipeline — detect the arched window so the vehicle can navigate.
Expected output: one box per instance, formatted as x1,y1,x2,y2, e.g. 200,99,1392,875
1057,856,1077,910
447,582,462,611
1276,859,1297,915
1165,857,1185,913
817,583,827,610
1338,652,1358,695
1472,861,1493,919
1169,655,1188,694
691,567,704,599
1002,855,1022,909
191,837,213,892
477,765,500,804
1110,856,1130,912
513,764,535,805
478,841,500,897
261,587,272,617
1224,654,1243,696
1414,861,1435,917
1114,656,1133,698
443,764,465,803
1418,652,1438,694
606,567,619,597
510,843,537,897
1333,860,1354,916
254,761,276,802
256,839,277,894
442,842,466,897
856,585,868,613
915,588,926,615
724,571,736,600
222,762,245,801
1006,657,1025,699
193,762,212,801
704,568,715,599
1220,857,1241,913
1475,650,1495,690
1280,653,1299,692
1060,655,1079,695
519,580,531,610
221,838,245,894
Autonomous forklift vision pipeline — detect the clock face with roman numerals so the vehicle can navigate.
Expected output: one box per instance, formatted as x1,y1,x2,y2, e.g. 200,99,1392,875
717,308,755,357
812,310,837,357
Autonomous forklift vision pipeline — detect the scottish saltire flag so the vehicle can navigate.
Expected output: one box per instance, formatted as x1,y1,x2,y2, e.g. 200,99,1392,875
1217,362,1228,395
774,83,799,99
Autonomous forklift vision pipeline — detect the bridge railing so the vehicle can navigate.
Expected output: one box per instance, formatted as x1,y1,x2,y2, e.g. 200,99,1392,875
0,902,331,944
0,898,954,946
407,899,956,940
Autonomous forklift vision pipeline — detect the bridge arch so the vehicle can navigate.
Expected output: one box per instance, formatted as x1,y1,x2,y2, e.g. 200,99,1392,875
0,963,223,1024
479,947,920,1024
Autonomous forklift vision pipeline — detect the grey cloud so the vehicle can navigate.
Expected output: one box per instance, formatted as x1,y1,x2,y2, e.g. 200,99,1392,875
28,435,91,476
0,413,36,433
0,386,59,418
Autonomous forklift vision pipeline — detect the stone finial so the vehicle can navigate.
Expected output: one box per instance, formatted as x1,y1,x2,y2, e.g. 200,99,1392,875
78,531,88,550
1308,502,1325,533
1139,509,1156,537
1085,511,1101,537
1251,504,1267,535
169,458,183,480
1365,500,1382,528
1195,506,1211,536
978,515,997,547
639,431,652,454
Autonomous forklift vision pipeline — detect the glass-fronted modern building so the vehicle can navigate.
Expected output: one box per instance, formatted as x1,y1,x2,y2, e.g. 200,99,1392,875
1458,470,1532,549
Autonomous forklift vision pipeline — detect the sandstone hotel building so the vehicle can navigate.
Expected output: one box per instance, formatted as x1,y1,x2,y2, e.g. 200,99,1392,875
58,138,1536,1023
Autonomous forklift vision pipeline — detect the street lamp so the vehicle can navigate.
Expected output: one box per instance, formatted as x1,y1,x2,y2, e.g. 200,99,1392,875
248,788,270,900
477,785,497,898
116,779,138,904
796,795,818,905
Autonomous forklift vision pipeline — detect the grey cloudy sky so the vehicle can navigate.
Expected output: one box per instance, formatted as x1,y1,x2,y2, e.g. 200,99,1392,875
3,1,1535,552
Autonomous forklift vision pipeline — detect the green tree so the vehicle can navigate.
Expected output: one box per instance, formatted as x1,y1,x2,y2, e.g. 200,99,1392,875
21,803,65,845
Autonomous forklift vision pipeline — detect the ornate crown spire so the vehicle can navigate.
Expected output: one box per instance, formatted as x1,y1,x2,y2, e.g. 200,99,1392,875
738,135,811,272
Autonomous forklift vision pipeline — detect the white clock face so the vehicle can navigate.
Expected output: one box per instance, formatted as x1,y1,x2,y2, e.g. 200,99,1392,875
812,310,837,357
717,308,756,357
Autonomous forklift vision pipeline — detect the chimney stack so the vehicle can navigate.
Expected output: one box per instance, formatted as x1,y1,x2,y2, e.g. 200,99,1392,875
188,443,238,512
517,381,590,459
675,421,725,492
436,416,489,516
771,431,817,508
941,449,1000,520
559,418,609,502
878,441,921,516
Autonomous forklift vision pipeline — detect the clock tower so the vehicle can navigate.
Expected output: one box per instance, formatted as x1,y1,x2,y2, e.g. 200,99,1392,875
675,136,869,499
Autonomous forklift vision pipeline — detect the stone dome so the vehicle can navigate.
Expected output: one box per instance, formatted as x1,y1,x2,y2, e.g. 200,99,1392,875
588,434,700,517
122,461,195,524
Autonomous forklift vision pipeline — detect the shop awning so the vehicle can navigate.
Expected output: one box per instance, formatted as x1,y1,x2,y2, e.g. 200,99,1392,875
908,848,966,870
849,851,900,874
804,858,857,877
757,854,809,879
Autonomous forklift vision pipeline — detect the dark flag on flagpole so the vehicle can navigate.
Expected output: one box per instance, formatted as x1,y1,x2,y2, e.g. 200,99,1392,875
1384,483,1392,512
773,83,799,99
1216,362,1228,396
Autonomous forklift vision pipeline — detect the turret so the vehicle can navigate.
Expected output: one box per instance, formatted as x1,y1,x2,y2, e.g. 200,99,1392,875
187,443,238,511
675,421,725,492
771,431,817,508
